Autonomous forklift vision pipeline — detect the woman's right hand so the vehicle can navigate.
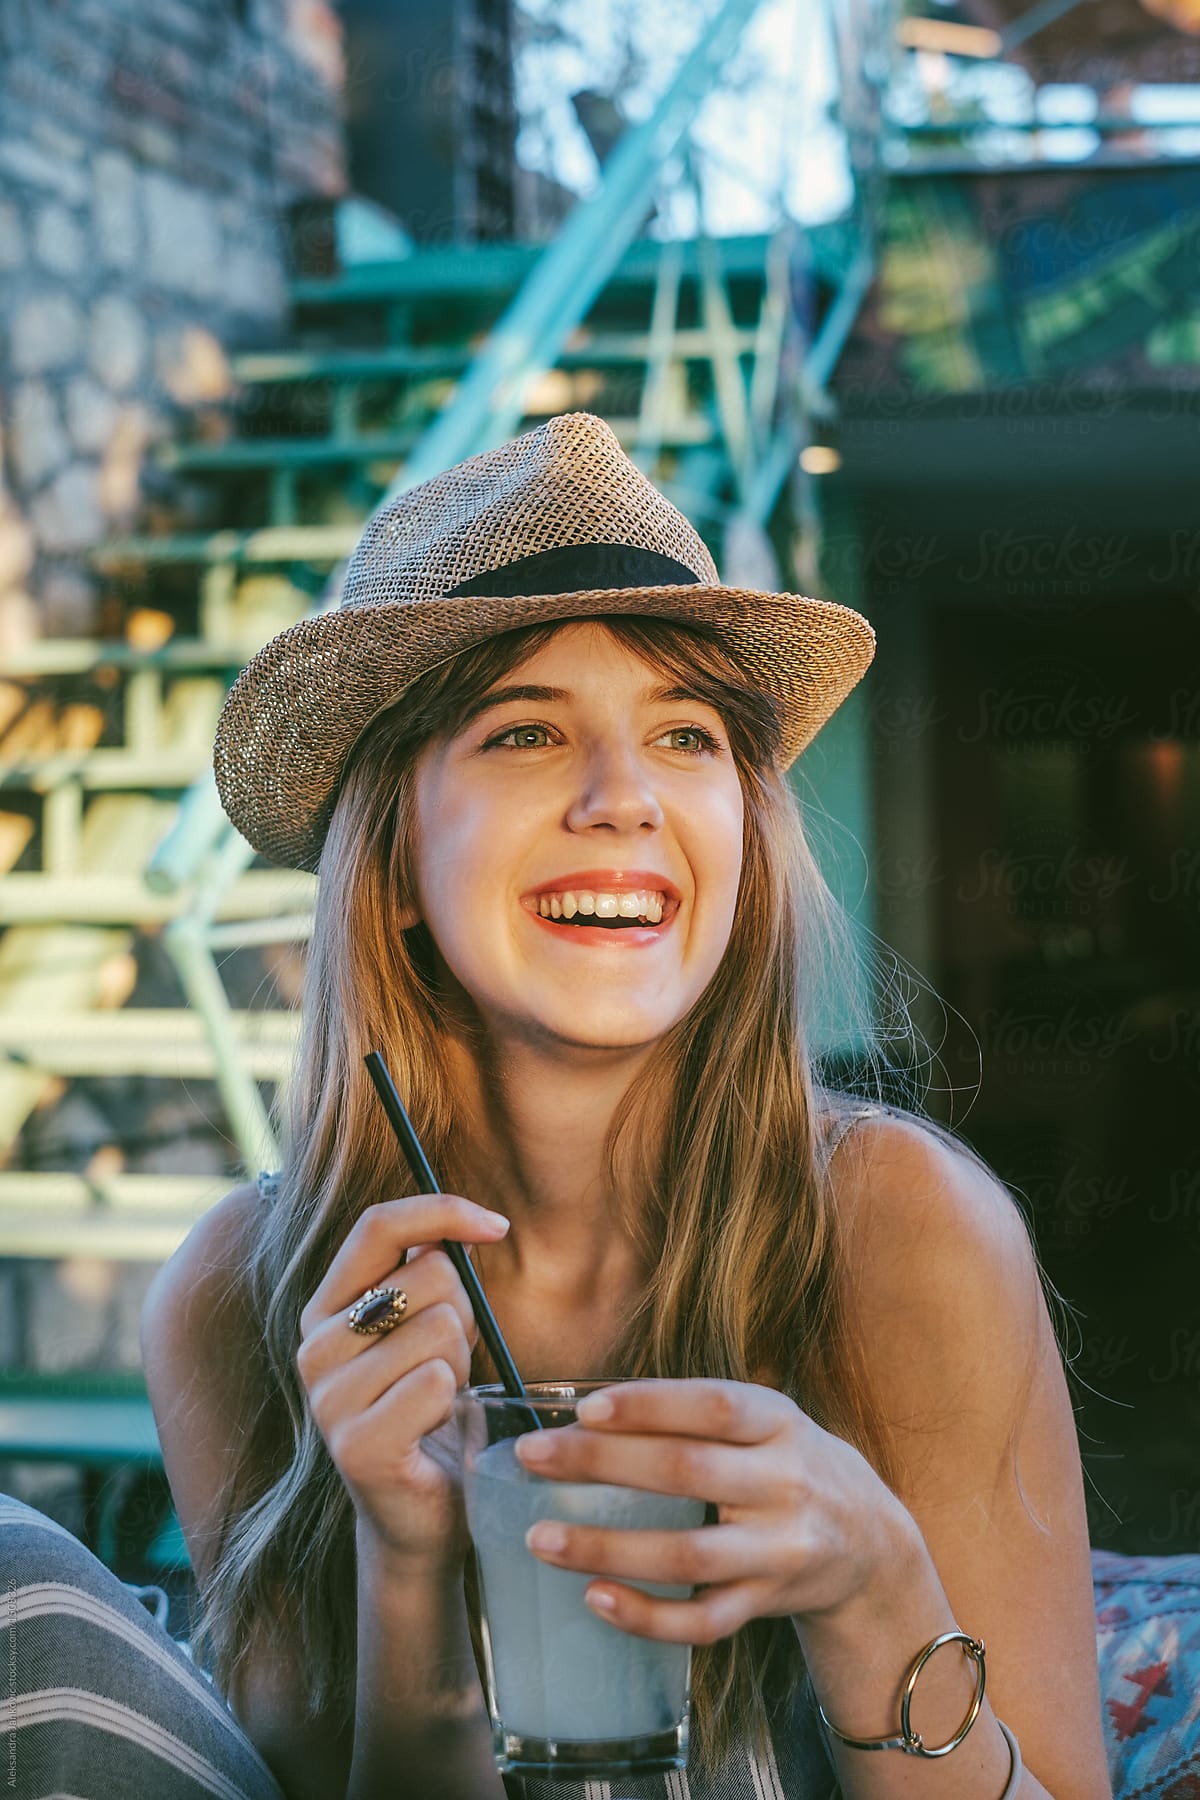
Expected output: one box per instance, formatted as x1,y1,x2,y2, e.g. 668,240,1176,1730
296,1194,510,1570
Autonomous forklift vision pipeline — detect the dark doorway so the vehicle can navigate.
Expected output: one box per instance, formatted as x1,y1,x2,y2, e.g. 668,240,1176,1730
861,479,1200,1556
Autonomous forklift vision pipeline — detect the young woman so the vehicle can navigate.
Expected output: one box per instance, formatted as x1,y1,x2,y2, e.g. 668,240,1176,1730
3,412,1112,1800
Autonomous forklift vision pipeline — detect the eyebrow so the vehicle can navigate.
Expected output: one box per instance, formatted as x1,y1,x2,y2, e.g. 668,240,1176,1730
462,680,721,728
459,684,568,727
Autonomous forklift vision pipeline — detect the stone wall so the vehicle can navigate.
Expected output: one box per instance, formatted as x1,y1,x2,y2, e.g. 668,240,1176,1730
0,0,345,1546
0,0,346,640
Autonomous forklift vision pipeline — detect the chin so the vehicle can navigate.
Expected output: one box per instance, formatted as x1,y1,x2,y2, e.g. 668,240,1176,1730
525,1005,681,1054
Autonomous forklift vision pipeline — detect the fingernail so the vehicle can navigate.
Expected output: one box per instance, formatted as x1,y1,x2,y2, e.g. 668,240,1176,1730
517,1431,552,1460
576,1392,613,1421
526,1522,567,1554
482,1210,510,1231
586,1588,615,1612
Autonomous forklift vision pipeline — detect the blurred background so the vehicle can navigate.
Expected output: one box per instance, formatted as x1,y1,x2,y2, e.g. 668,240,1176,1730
0,0,1197,1606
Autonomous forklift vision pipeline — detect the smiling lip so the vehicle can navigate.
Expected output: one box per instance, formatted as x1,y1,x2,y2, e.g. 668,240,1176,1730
521,869,680,941
526,910,674,946
523,870,683,903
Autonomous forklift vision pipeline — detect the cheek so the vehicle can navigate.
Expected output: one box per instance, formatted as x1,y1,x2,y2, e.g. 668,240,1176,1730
684,783,744,959
411,790,526,981
711,787,746,904
413,779,489,904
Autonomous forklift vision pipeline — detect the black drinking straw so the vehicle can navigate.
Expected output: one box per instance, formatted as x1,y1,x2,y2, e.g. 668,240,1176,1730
363,1051,543,1428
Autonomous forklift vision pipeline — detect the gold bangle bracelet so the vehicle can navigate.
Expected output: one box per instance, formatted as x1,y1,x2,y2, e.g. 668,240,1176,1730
817,1629,987,1756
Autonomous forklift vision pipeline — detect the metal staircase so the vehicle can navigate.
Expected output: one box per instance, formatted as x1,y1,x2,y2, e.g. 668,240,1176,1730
0,0,894,1271
0,0,905,1574
0,10,895,1296
1,237,819,1241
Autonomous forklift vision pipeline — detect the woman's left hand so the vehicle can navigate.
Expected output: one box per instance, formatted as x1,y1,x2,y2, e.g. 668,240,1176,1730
515,1378,914,1644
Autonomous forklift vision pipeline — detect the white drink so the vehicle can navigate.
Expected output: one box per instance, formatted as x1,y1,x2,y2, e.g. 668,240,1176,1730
464,1434,707,1745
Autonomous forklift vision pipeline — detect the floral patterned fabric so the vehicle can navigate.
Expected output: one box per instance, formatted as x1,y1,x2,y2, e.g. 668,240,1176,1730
1094,1547,1200,1800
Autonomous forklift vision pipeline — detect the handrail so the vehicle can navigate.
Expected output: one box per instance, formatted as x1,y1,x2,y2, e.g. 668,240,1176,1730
383,0,769,498
121,0,891,1169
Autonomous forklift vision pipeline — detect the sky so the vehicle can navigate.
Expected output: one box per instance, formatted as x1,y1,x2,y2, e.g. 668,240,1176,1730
512,0,1200,232
513,0,856,234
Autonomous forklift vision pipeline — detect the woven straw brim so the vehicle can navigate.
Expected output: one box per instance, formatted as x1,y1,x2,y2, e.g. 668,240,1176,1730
213,584,876,870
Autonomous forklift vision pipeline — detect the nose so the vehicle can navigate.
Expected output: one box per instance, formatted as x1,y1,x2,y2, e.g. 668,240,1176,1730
564,738,665,835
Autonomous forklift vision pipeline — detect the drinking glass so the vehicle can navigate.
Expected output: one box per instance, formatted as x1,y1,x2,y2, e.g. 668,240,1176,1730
456,1378,707,1782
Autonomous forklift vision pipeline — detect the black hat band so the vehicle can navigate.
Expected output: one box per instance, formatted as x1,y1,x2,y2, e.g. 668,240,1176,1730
445,541,702,600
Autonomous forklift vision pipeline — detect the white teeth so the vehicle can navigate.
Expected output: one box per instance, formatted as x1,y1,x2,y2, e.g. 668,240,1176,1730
532,887,670,923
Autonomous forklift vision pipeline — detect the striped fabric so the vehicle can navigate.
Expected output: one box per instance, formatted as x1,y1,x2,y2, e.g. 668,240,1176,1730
504,1681,841,1800
0,1494,285,1800
0,1486,837,1800
503,1706,841,1792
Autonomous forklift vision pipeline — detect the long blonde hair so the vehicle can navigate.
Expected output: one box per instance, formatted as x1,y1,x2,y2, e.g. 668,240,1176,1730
190,617,1062,1779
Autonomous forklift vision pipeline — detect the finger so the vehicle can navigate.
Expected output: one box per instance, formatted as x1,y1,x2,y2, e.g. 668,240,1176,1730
310,1303,473,1435
408,1246,482,1345
582,1579,755,1646
515,1425,761,1506
525,1519,758,1589
298,1249,476,1383
329,1356,462,1487
299,1196,507,1336
574,1379,792,1446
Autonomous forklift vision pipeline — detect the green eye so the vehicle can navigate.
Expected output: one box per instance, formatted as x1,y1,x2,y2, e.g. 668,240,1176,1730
659,726,719,754
494,724,551,749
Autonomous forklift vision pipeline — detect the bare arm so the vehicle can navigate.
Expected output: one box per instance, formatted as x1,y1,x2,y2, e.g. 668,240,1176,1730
349,1521,505,1800
141,1186,355,1799
797,1115,1113,1800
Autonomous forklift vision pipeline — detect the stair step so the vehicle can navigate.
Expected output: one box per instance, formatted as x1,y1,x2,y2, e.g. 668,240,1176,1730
1,640,252,677
92,525,362,569
234,344,472,383
159,414,715,475
229,327,759,389
288,232,771,308
159,432,419,472
0,926,133,1148
0,797,185,1144
0,750,211,794
0,870,315,924
0,1173,226,1261
0,1382,160,1460
0,1007,298,1079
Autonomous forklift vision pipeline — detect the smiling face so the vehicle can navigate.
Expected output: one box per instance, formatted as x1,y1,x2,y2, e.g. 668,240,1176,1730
410,622,746,1053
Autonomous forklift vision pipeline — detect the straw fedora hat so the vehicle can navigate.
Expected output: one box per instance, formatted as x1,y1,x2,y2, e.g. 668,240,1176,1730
213,411,875,871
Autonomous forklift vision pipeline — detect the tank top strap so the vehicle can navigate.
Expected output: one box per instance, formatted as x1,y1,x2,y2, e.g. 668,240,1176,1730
255,1168,282,1204
820,1100,885,1158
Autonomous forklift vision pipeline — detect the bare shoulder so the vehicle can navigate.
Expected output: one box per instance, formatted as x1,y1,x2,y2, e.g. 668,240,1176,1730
822,1107,1050,1479
145,1179,263,1310
827,1108,1037,1317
